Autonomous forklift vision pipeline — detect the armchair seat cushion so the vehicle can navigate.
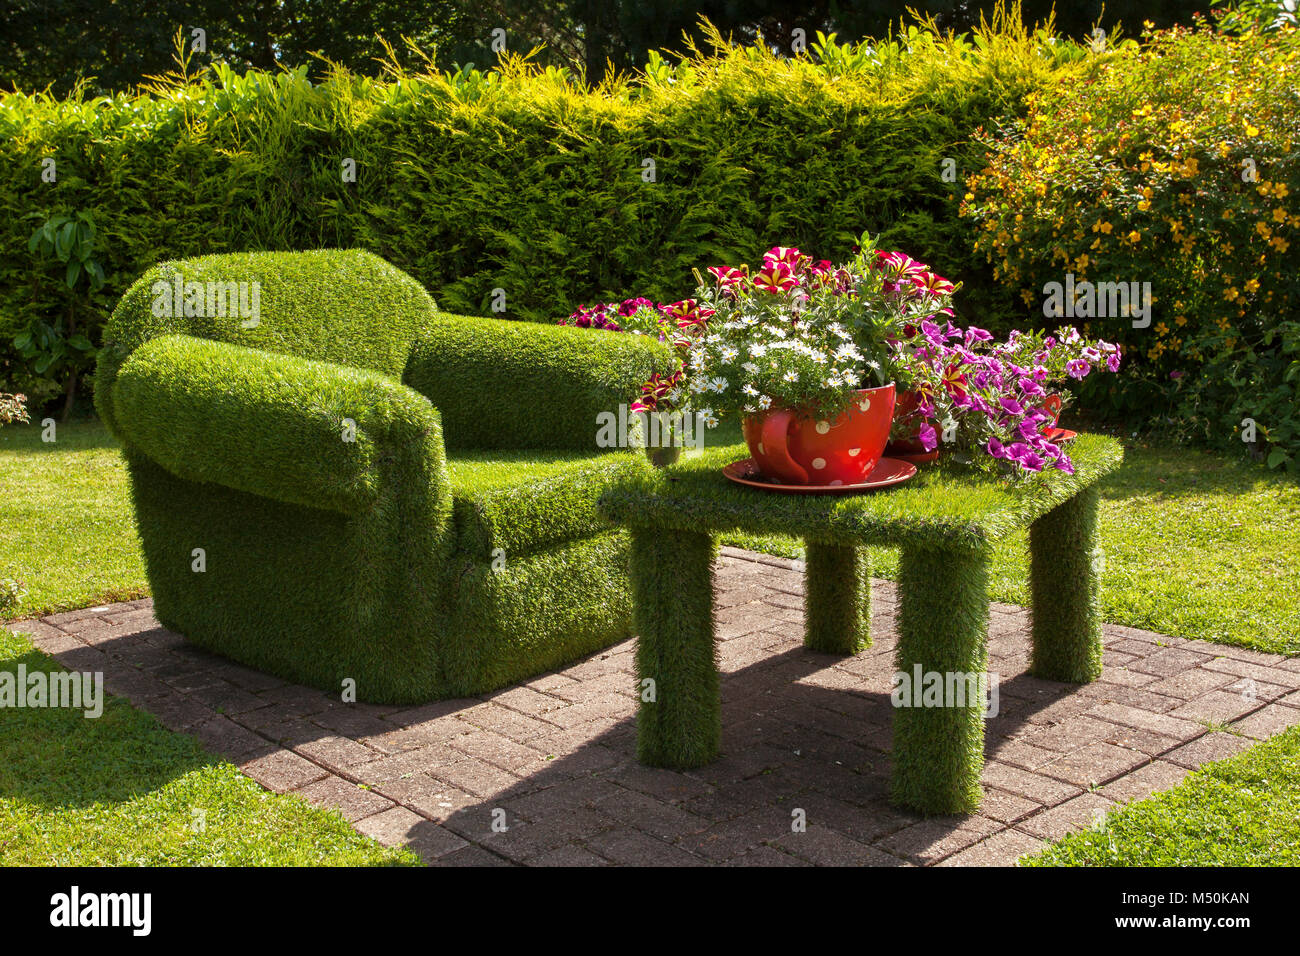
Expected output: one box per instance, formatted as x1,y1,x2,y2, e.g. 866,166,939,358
446,448,649,558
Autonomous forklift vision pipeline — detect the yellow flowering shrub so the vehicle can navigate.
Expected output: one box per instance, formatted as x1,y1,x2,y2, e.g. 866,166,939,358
963,21,1300,469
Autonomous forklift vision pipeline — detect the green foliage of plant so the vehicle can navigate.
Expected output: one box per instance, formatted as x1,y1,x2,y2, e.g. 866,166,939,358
95,250,661,702
963,21,1300,469
14,211,105,420
0,13,1087,403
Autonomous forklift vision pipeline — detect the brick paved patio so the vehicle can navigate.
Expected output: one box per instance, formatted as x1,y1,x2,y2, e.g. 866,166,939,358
10,546,1300,866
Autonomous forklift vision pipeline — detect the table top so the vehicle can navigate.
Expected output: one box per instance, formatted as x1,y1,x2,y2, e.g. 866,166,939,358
598,433,1124,552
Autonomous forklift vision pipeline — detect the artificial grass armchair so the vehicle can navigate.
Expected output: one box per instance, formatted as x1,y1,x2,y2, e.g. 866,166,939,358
94,250,675,703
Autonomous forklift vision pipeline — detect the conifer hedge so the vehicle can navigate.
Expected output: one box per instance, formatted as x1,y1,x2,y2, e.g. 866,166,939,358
0,20,1090,400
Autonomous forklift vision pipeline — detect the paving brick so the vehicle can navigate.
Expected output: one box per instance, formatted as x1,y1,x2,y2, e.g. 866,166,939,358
238,749,328,793
1101,760,1188,804
1230,703,1300,740
1163,732,1257,770
1144,667,1239,700
42,608,106,626
528,844,610,867
190,716,273,761
1029,715,1130,754
977,787,1042,824
430,754,523,798
1202,655,1300,685
7,619,69,643
592,789,710,842
1089,702,1206,741
34,559,1238,868
379,774,478,822
363,716,473,754
1077,683,1184,714
295,733,384,771
353,807,469,862
936,828,1046,867
1091,723,1181,758
457,702,559,743
775,825,906,866
981,762,1083,806
1018,793,1114,841
585,828,707,866
149,692,225,733
429,845,515,866
353,745,455,785
1168,690,1261,724
185,679,270,715
989,738,1061,771
725,845,813,866
1098,667,1161,688
874,816,1001,865
296,775,396,822
674,806,791,861
1039,742,1150,789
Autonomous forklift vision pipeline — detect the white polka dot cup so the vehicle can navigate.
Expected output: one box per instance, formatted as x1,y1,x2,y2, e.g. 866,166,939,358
741,384,897,486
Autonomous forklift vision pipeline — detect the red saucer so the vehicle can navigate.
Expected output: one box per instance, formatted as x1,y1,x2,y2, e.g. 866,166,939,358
722,456,917,495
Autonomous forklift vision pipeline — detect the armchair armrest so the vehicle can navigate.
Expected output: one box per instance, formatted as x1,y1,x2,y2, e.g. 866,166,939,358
109,334,449,518
403,313,677,450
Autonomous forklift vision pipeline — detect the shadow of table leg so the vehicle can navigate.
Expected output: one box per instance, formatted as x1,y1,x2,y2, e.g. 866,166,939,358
803,541,871,654
1029,485,1104,683
891,542,991,815
631,526,720,768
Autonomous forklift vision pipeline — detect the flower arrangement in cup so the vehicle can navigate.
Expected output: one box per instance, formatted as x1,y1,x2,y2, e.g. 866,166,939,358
684,235,959,426
894,324,1122,474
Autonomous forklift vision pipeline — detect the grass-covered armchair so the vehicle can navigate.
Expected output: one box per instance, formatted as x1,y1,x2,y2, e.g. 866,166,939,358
94,250,674,703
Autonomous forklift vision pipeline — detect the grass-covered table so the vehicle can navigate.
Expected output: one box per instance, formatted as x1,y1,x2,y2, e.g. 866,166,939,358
598,433,1124,815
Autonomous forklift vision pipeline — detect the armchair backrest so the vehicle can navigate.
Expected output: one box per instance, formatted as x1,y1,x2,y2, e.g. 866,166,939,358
403,312,676,452
96,249,436,434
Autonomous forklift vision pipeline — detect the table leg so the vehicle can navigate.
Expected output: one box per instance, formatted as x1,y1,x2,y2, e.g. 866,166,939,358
630,526,720,768
803,541,871,654
1029,486,1104,683
892,543,991,815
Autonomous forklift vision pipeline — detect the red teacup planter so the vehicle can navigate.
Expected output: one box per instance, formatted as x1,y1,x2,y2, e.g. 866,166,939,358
742,385,896,486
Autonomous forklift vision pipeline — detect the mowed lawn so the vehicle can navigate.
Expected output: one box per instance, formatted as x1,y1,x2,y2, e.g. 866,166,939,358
0,630,416,866
1,421,147,616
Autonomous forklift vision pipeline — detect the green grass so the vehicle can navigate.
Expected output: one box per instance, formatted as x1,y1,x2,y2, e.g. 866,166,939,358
1026,725,1300,866
703,419,1300,656
1,419,148,617
0,629,416,866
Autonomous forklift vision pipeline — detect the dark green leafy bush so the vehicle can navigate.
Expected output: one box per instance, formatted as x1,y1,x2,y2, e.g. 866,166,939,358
2,15,1087,404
